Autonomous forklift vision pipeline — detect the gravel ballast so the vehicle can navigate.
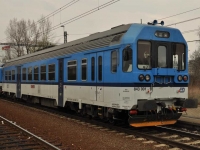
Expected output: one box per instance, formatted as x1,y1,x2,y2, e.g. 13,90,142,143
0,100,169,150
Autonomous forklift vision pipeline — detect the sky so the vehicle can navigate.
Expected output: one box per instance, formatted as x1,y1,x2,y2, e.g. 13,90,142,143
0,0,200,59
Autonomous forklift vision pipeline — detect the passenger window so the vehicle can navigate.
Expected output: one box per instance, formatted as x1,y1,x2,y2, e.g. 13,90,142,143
5,71,8,81
158,46,167,67
8,71,11,81
123,46,132,72
22,68,26,80
34,66,39,81
28,67,32,81
48,64,55,80
111,51,117,73
137,41,151,69
68,61,76,80
82,59,87,81
91,57,95,81
12,70,15,80
40,65,46,80
98,56,102,81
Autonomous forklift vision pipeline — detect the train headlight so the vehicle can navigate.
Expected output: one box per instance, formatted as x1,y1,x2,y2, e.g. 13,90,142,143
145,74,151,81
138,74,144,81
155,31,170,38
183,75,188,82
177,75,182,81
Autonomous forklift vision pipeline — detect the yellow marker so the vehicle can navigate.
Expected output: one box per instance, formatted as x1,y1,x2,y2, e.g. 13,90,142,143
130,120,177,127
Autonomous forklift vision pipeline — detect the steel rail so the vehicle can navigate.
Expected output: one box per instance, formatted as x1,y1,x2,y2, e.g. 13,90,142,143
0,116,60,150
2,98,200,150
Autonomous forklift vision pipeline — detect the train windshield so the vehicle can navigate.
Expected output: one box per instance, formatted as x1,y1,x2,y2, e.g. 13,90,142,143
137,41,151,69
172,43,185,70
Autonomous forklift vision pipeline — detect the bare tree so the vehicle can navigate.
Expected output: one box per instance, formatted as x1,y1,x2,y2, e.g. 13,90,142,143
4,16,55,61
189,26,200,86
5,18,25,57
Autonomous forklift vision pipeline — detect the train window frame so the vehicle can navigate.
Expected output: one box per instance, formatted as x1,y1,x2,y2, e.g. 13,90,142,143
111,50,118,73
81,59,87,81
172,43,186,71
7,71,11,81
22,68,26,81
40,65,46,81
48,64,55,81
67,60,77,81
12,70,15,80
122,46,133,72
137,40,152,70
34,66,39,81
28,67,32,81
91,57,95,81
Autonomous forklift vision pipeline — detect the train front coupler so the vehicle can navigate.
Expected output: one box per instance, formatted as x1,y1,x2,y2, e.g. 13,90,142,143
128,99,183,127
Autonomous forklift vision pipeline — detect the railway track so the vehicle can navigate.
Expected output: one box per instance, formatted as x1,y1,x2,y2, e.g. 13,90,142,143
0,115,60,150
2,98,200,150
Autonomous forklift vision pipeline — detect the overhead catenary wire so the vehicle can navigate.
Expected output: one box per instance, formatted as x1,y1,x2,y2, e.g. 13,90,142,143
43,0,80,21
166,16,200,26
0,0,80,43
182,29,199,34
35,0,120,38
187,40,200,43
158,7,200,20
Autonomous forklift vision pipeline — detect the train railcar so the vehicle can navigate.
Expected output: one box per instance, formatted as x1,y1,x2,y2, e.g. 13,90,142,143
2,21,197,127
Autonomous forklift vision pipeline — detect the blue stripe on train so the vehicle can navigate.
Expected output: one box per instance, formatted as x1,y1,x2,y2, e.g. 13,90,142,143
3,82,188,87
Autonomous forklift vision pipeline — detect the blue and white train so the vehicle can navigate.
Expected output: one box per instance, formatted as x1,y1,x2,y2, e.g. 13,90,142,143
1,21,197,127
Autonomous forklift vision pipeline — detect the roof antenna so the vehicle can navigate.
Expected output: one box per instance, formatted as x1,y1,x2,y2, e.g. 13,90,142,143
147,20,164,26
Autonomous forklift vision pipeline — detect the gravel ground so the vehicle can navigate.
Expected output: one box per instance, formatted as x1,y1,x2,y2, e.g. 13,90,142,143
0,100,169,150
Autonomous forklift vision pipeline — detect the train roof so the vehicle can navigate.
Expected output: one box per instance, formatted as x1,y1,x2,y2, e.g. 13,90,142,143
4,23,182,67
5,24,132,67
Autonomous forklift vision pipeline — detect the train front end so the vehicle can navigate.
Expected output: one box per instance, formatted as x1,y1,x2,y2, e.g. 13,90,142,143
124,23,198,127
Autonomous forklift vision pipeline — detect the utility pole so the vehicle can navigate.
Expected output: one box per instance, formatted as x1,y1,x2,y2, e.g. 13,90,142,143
61,25,67,43
64,31,67,43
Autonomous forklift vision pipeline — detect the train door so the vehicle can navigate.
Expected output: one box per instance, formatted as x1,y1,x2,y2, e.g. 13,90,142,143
96,52,104,102
58,58,64,107
154,42,171,74
16,66,21,98
152,42,172,86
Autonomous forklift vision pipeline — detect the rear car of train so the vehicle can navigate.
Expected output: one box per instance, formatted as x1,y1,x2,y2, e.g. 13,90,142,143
121,22,198,127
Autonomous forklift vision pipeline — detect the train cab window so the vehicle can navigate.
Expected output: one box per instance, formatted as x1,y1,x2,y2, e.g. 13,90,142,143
172,43,185,70
22,68,26,80
123,46,132,72
48,64,55,81
158,46,167,67
82,59,87,81
12,70,15,80
34,66,39,81
68,61,76,81
41,65,46,80
111,50,117,73
137,41,151,69
28,67,32,81
98,56,102,81
91,57,95,81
